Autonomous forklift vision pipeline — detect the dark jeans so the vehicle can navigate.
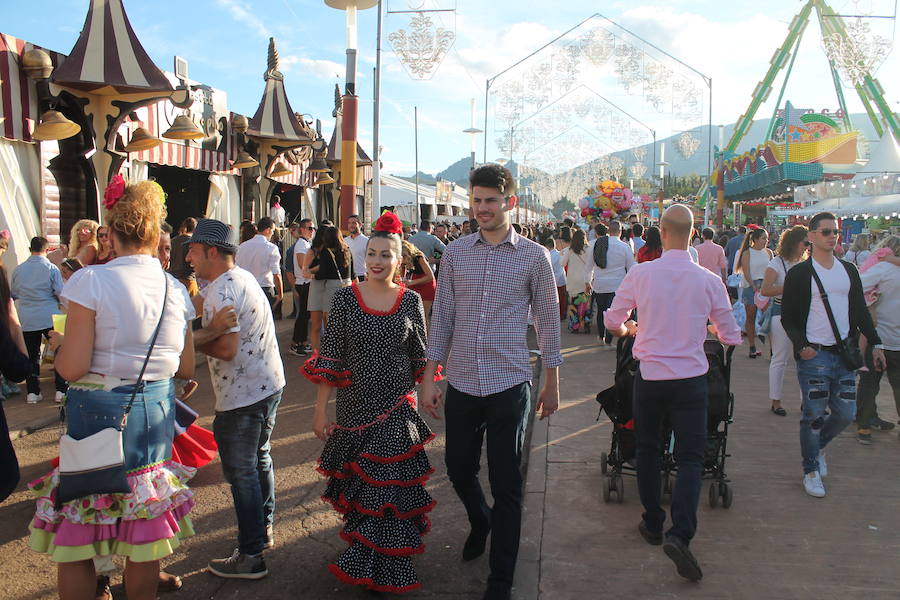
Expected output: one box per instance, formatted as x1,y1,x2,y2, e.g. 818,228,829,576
261,286,276,317
292,283,310,345
633,372,707,543
213,389,282,555
592,292,616,343
856,348,900,429
445,382,532,592
22,329,67,395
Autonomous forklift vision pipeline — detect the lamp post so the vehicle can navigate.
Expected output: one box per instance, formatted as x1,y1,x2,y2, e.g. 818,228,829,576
325,0,378,230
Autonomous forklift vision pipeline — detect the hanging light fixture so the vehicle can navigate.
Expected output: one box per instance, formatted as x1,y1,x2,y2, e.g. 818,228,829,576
32,109,81,141
162,114,205,140
270,160,292,178
232,150,259,169
316,171,336,186
307,149,330,173
124,127,161,152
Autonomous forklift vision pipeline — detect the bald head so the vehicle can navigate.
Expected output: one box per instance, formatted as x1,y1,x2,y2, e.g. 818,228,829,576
660,204,694,250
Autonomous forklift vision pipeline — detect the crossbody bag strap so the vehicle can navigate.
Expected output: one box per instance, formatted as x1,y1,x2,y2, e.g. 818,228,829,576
809,262,845,347
121,271,170,427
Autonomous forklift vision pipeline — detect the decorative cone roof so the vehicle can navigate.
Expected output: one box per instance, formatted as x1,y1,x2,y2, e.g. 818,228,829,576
853,132,900,179
247,38,314,143
327,127,373,166
52,0,173,95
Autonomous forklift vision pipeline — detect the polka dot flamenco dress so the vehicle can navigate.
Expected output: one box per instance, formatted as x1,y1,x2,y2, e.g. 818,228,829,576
302,283,442,593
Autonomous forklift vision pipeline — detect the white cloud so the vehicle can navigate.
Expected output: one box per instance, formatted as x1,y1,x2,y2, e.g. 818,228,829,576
215,0,270,39
282,56,345,80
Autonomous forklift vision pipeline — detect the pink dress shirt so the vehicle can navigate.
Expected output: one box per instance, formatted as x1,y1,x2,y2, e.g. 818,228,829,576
604,250,742,381
696,240,727,276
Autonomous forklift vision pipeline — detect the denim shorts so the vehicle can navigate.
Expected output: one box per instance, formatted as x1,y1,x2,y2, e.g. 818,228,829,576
66,379,175,471
741,280,762,305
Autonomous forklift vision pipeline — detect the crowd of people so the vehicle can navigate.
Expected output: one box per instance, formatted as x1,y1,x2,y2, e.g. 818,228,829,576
0,162,898,599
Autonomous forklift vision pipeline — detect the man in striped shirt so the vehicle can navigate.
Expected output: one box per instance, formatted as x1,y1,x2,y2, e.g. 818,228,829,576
420,164,562,600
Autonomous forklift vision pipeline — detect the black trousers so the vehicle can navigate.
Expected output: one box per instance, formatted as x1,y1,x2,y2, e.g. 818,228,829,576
292,283,310,345
857,348,900,428
22,329,66,395
445,382,531,592
633,372,707,543
592,292,616,343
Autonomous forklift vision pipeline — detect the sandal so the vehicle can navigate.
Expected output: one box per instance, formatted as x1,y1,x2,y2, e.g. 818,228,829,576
771,405,787,416
749,346,761,358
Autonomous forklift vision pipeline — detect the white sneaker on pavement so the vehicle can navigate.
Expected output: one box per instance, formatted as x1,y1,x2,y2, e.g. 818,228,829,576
55,391,66,404
817,451,827,477
804,472,826,498
26,393,42,404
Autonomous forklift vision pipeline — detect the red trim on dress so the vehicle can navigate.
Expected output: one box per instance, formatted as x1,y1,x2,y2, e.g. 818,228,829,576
358,432,436,464
328,563,422,594
301,352,353,388
317,462,435,488
324,493,437,520
339,530,426,557
352,281,406,316
413,364,444,384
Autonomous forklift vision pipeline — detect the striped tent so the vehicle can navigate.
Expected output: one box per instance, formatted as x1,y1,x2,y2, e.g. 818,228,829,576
247,38,313,143
52,0,172,95
0,33,66,142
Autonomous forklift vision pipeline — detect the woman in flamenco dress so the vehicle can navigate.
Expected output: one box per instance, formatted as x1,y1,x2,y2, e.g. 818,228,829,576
303,211,441,594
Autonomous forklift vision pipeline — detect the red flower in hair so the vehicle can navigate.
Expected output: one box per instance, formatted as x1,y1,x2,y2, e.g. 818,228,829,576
103,175,126,210
374,211,403,235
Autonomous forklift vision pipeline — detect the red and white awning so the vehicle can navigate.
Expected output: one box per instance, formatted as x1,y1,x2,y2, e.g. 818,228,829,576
52,0,172,95
247,38,313,143
0,33,65,142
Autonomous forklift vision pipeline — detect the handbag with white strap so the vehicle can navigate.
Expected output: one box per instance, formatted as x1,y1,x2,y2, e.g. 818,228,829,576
55,272,169,508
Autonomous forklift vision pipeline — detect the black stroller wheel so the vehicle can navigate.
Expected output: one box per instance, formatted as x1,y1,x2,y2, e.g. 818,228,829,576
614,475,625,503
600,452,608,475
708,481,720,508
602,477,612,503
721,482,734,509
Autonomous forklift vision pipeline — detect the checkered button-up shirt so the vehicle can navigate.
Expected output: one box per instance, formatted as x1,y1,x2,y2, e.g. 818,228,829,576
426,227,563,396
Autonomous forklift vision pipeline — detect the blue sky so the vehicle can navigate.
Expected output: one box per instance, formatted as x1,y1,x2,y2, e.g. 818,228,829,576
5,0,900,175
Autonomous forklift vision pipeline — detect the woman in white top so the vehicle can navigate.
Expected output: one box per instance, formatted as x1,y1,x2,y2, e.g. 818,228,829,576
844,233,871,266
761,225,809,416
31,180,197,600
586,223,636,345
737,227,773,358
562,229,591,299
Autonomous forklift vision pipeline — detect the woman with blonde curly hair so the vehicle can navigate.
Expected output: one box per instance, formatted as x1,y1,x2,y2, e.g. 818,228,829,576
67,219,100,266
401,238,435,317
30,178,198,600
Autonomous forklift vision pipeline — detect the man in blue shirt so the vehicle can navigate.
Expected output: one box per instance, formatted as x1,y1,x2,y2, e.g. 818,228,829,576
724,226,746,275
408,220,447,266
10,237,66,404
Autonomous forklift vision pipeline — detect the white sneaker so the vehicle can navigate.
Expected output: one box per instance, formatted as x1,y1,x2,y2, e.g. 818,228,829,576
818,451,828,477
803,472,826,498
54,391,66,404
26,393,42,404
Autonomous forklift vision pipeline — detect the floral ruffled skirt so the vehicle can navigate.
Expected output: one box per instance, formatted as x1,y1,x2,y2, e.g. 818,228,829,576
28,376,195,563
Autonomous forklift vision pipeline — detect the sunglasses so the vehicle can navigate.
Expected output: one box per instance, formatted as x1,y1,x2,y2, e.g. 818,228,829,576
802,240,811,247
98,233,108,239
814,228,840,237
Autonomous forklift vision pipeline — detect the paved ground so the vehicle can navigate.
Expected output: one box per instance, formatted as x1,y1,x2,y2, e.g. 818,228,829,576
2,319,899,599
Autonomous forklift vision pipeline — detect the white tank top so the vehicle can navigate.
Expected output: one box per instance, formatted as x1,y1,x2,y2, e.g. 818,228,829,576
747,248,770,281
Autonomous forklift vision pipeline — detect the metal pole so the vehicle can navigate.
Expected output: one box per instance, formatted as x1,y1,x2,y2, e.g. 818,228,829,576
372,0,383,218
415,106,419,224
483,79,490,163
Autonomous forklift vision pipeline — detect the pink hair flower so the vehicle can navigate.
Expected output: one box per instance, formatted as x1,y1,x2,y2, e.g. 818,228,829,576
103,175,126,210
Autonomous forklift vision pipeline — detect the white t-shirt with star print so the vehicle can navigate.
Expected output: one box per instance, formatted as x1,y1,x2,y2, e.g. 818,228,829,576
201,266,285,411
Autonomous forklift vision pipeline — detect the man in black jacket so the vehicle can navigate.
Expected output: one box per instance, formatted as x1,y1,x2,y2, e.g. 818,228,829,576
781,212,886,498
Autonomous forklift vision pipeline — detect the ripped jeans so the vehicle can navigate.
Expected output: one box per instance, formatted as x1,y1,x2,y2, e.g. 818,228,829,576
797,351,857,474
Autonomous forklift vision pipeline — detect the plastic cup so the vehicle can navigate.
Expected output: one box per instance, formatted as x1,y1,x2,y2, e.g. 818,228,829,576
52,313,67,334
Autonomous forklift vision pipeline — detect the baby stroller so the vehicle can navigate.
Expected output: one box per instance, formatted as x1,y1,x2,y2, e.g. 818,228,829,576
596,337,736,507
594,336,639,503
567,292,593,334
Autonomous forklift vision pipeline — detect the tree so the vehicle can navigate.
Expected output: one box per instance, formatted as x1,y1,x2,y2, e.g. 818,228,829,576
551,196,575,217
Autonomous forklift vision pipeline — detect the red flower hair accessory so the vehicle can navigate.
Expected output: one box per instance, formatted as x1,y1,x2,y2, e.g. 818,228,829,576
374,211,403,235
103,175,126,210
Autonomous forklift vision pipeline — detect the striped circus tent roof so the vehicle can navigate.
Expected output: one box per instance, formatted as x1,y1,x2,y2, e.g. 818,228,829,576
326,121,373,166
247,38,313,143
52,0,172,95
0,33,66,142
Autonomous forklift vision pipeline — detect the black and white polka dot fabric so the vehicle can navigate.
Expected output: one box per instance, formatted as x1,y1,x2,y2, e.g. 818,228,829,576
302,283,438,594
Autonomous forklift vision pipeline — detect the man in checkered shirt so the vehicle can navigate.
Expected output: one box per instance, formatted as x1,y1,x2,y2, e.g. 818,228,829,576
420,164,562,600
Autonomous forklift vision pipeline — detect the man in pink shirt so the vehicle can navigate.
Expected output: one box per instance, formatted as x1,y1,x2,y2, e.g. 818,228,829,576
696,227,727,282
605,205,741,582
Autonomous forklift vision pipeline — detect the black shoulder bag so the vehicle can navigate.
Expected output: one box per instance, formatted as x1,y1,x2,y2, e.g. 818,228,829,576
56,272,170,507
809,262,864,371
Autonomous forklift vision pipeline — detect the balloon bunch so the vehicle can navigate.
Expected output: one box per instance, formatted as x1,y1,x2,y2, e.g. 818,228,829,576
577,179,635,219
